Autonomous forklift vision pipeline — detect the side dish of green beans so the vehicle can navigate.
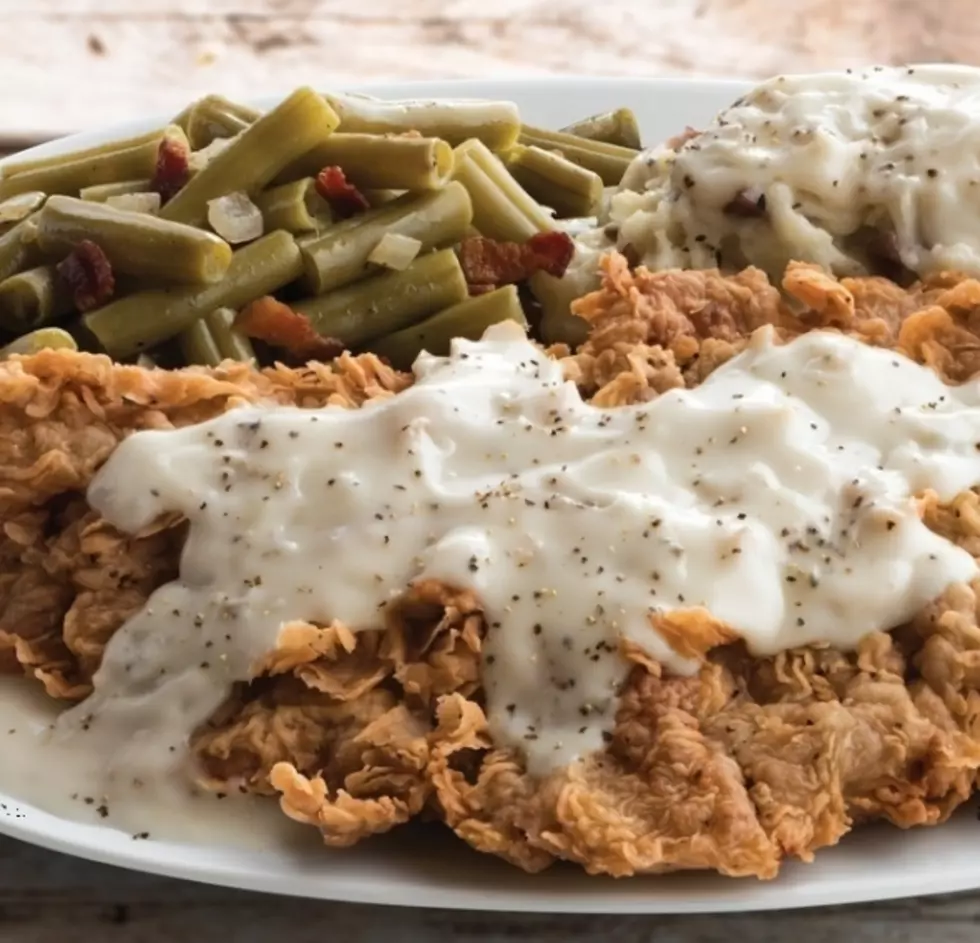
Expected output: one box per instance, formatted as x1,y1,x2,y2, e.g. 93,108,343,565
0,89,644,367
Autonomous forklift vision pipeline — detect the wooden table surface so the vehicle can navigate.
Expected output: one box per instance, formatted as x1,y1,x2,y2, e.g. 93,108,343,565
3,0,980,139
4,0,980,938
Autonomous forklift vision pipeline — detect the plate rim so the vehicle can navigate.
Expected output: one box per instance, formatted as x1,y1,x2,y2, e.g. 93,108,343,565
0,75,754,167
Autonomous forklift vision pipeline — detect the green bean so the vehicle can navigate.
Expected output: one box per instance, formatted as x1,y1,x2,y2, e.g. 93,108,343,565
531,267,594,347
371,285,527,369
186,95,261,149
292,248,468,347
205,307,256,362
171,101,197,135
518,126,636,185
519,124,638,157
0,127,186,200
254,179,330,234
321,93,520,150
0,214,43,284
83,229,302,358
178,318,223,367
297,182,472,294
0,327,77,359
159,88,340,227
560,108,642,150
0,191,46,228
276,134,453,191
1,127,163,179
0,265,73,332
455,138,555,234
363,189,404,207
79,179,153,203
36,196,233,285
452,152,539,243
503,144,603,219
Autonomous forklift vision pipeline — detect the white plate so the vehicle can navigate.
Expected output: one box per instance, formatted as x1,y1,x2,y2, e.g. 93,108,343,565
3,75,979,914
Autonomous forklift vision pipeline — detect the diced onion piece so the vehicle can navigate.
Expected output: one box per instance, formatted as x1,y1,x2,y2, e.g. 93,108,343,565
367,232,422,271
558,216,598,236
188,136,233,173
207,191,264,244
106,192,162,214
0,191,43,223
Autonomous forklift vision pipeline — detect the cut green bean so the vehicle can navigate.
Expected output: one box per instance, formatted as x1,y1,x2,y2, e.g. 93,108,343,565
0,265,73,332
186,95,261,150
83,229,302,358
531,266,594,348
276,133,453,191
321,93,520,150
1,127,164,179
503,144,603,219
178,318,223,367
160,87,340,227
79,179,153,203
452,153,538,243
519,124,638,157
518,126,636,186
454,138,554,234
36,196,234,284
560,108,642,149
171,101,197,135
0,214,43,284
0,327,77,358
0,127,186,200
297,182,472,293
0,191,46,228
254,179,331,234
292,248,468,347
371,285,527,369
204,307,256,362
363,189,404,207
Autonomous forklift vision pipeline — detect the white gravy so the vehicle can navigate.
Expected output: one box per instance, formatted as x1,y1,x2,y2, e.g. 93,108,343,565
4,321,980,835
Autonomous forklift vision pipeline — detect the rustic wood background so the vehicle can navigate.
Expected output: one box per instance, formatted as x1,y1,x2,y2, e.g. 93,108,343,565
2,0,980,140
3,0,980,939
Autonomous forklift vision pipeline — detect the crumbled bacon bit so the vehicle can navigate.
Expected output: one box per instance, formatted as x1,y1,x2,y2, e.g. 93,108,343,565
723,187,767,218
666,126,701,150
235,296,344,362
314,166,370,219
56,240,114,312
152,136,191,204
457,231,575,291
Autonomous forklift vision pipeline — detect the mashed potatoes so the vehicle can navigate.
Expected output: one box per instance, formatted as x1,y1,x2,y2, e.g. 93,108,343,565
541,65,980,343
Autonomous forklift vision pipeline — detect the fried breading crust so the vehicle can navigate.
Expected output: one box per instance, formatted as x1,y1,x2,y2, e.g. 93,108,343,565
4,255,980,878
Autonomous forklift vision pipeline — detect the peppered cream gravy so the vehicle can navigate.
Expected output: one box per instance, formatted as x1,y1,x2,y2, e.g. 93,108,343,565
3,321,980,834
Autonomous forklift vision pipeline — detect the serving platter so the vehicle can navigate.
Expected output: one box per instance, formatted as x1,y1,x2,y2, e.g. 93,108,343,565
3,75,978,914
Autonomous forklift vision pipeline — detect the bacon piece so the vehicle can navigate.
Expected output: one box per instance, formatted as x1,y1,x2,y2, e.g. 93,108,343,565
666,125,701,150
56,239,115,312
235,296,344,362
152,136,191,204
457,231,575,291
723,187,767,218
314,166,370,219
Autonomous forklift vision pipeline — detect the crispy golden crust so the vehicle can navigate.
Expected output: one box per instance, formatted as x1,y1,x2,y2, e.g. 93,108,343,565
5,255,980,878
